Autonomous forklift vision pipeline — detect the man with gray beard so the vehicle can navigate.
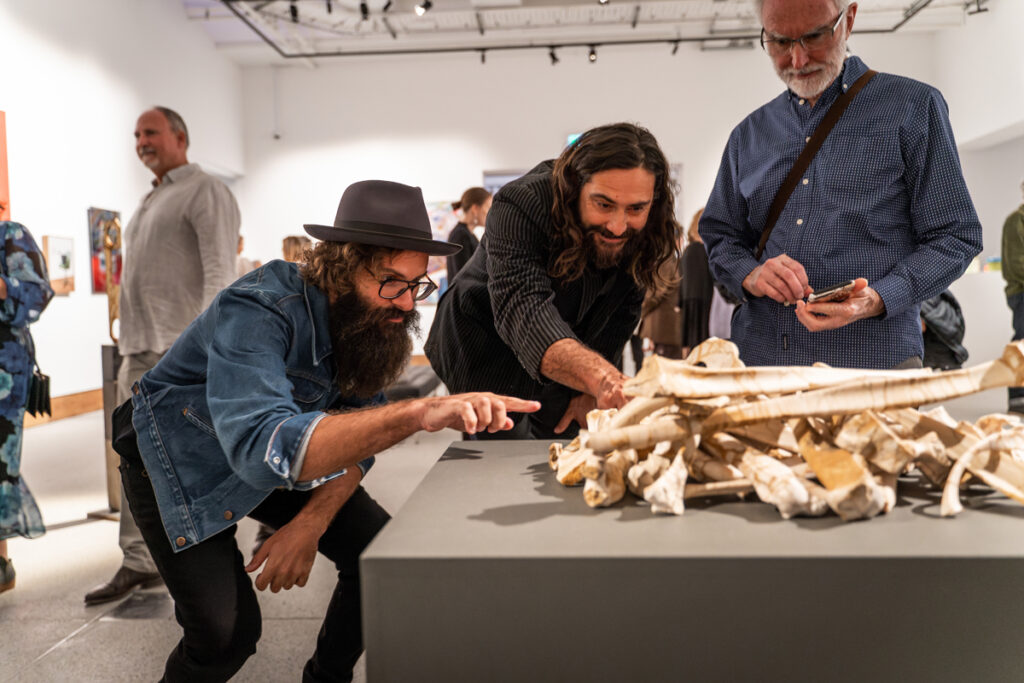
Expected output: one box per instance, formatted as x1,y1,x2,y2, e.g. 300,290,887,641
699,0,981,369
111,180,538,682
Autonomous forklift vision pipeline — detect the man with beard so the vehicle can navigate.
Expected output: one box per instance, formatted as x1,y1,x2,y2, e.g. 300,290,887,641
699,0,981,369
426,122,681,439
111,180,539,682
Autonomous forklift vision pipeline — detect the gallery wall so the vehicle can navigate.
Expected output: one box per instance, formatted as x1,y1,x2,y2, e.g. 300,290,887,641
0,0,244,395
1,0,1021,397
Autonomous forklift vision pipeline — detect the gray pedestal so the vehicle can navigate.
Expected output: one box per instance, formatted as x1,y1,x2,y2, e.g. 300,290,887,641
361,440,1024,683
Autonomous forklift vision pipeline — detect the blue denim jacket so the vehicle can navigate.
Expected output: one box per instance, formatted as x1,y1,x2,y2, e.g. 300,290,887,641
131,260,378,552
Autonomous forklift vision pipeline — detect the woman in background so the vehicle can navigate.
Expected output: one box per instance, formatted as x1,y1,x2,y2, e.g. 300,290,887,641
0,220,53,594
282,234,311,264
445,187,491,282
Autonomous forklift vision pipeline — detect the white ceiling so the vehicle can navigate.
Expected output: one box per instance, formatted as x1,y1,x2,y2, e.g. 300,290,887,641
183,0,990,65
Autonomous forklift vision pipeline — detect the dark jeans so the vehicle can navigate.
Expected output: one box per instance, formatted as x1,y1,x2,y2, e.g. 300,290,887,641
1009,292,1024,411
113,401,390,683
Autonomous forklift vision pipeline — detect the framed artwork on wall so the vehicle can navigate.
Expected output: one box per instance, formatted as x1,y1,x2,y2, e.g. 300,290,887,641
42,235,74,295
0,111,10,221
88,207,121,294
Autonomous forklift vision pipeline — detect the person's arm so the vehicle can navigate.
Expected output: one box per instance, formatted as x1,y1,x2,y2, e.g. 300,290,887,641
191,178,242,307
864,89,983,320
0,223,54,326
245,467,362,592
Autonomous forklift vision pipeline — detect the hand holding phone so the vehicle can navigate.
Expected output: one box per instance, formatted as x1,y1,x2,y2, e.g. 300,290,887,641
806,280,855,304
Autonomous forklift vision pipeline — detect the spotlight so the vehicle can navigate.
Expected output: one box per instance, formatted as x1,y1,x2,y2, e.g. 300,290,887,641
598,0,610,5
480,49,486,64
289,0,299,22
549,47,559,65
671,40,680,55
360,0,368,20
588,45,597,62
415,0,432,16
382,0,392,10
325,0,332,13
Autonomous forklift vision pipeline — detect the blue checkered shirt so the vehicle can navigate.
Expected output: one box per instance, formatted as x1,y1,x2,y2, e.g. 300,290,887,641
700,56,982,369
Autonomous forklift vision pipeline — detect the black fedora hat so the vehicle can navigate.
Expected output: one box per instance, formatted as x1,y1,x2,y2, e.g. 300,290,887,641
304,180,461,256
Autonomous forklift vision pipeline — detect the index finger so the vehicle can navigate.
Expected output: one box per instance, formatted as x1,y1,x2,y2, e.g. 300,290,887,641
492,396,541,413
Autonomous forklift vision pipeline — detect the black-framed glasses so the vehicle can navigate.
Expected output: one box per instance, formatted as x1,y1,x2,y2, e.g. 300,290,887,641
760,7,846,56
367,268,437,301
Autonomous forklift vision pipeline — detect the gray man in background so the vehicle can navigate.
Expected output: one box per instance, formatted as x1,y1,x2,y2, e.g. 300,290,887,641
85,106,240,605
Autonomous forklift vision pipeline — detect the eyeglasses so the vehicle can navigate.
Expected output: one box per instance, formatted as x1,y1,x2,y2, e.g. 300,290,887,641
366,268,438,301
760,7,846,56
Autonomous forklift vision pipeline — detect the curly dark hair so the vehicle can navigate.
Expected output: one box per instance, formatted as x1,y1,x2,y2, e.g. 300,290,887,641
550,122,681,293
298,240,401,300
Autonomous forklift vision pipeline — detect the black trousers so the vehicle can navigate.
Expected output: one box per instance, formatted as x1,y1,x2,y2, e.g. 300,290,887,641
113,401,390,683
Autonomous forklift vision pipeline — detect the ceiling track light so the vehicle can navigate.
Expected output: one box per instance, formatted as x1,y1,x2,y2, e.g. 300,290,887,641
966,0,988,14
588,45,597,62
479,49,486,64
359,0,369,20
415,0,432,17
671,40,680,55
549,46,559,65
325,0,332,13
381,0,392,11
598,0,610,5
289,0,299,23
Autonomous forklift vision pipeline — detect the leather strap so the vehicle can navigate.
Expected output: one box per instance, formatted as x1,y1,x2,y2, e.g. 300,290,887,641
755,69,878,260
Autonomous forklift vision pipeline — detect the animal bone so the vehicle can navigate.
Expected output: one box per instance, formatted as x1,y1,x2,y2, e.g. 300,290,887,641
833,411,920,475
739,453,828,519
725,419,800,454
940,428,1024,517
795,423,892,521
704,342,1024,431
583,449,636,508
644,453,688,515
683,337,745,369
627,452,671,497
587,416,689,455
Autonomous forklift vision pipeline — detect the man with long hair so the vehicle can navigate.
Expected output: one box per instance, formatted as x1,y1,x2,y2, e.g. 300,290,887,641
700,0,981,369
112,180,538,682
426,122,682,439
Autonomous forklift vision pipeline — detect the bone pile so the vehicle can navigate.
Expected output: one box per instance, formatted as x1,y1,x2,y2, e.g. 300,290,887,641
548,338,1024,521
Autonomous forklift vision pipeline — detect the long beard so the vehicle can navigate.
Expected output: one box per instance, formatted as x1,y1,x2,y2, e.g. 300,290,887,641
583,225,641,270
327,291,419,399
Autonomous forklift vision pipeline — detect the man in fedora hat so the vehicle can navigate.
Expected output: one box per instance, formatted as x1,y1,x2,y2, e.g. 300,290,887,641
426,122,682,439
112,179,539,682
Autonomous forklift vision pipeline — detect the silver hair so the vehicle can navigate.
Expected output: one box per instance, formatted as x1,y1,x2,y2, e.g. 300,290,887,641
753,0,850,20
153,106,190,149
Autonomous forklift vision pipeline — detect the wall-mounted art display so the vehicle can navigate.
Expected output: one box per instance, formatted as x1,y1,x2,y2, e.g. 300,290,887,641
42,235,74,295
0,111,10,221
88,207,121,294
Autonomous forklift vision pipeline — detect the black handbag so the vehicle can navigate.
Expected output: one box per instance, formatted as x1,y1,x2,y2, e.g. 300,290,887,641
26,361,51,417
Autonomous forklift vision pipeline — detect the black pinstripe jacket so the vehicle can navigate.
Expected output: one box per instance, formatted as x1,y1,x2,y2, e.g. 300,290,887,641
425,161,644,437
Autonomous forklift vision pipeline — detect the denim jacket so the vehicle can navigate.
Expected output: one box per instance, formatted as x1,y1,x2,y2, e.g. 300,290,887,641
131,260,378,552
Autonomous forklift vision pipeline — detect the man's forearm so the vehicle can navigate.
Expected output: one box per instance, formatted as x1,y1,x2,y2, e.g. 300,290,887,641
540,338,622,398
299,401,423,481
292,467,362,537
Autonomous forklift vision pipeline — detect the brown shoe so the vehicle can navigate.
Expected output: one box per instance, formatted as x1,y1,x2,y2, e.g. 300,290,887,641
84,566,163,605
0,557,14,595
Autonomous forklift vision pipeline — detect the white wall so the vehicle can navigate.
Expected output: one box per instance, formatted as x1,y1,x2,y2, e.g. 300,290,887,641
0,0,244,395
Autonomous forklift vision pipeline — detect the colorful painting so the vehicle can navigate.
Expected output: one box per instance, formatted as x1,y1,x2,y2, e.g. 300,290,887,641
0,111,9,221
88,207,121,293
424,200,459,299
42,235,74,295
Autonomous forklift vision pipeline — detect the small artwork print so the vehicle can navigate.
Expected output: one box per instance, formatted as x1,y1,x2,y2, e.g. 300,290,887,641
42,235,74,295
88,207,121,294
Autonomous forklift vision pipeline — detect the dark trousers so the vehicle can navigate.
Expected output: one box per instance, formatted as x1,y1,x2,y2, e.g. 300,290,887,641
114,402,390,683
1009,292,1024,411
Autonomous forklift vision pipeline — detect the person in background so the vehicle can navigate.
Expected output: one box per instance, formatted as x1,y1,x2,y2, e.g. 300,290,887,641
86,106,241,606
1001,180,1024,413
236,234,261,278
640,247,683,360
0,220,54,594
427,122,681,439
445,187,492,282
700,0,981,369
114,179,537,681
678,208,740,357
283,234,312,264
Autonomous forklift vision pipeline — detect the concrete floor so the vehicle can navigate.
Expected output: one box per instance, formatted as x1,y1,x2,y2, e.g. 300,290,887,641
0,409,460,683
0,381,1006,682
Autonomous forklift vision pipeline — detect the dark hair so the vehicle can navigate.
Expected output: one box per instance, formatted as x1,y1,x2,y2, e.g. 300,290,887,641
550,122,681,292
452,187,491,212
154,106,190,148
299,241,400,300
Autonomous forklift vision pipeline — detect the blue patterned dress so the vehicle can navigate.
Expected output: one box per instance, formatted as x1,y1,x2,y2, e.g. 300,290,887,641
0,222,53,541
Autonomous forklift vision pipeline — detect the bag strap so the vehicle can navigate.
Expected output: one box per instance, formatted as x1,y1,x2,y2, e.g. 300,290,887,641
755,69,878,260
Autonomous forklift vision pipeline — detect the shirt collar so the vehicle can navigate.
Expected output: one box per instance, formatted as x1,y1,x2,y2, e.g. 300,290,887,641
151,162,199,188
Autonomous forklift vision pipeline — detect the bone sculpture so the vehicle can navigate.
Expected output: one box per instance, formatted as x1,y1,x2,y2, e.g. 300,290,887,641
547,338,1024,521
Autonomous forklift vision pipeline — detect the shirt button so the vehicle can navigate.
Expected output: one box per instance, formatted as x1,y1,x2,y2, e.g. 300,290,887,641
843,83,849,90
805,136,811,143
176,537,186,547
273,456,281,464
802,178,809,185
796,219,804,225
223,510,234,521
799,99,805,105
132,385,140,395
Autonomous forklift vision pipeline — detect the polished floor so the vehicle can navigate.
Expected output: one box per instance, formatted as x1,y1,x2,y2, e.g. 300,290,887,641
0,379,1005,682
0,409,459,683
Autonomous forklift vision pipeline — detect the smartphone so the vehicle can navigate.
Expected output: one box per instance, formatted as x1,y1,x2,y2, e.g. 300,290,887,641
807,280,855,303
